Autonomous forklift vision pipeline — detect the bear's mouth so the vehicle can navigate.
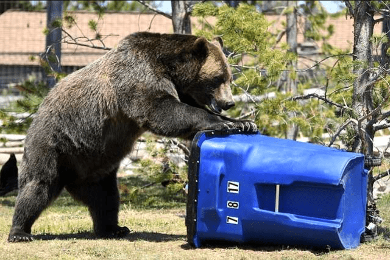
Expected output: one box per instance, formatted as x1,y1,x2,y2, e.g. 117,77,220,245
207,99,222,114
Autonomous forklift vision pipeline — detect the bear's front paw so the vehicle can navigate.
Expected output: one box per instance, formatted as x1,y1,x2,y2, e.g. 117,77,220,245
8,228,33,242
234,121,257,133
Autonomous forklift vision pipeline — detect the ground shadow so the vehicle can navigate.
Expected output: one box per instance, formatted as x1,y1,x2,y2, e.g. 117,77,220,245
0,198,15,207
34,231,185,243
378,226,390,240
34,232,95,241
180,240,334,255
124,232,186,242
0,190,17,207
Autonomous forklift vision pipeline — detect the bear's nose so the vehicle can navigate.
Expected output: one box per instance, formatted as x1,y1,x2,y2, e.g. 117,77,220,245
225,101,235,110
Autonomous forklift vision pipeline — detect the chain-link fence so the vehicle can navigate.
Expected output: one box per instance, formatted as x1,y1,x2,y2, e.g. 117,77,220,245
0,1,173,108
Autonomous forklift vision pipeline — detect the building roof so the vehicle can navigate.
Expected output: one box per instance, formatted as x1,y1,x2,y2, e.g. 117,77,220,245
0,10,174,66
0,10,383,67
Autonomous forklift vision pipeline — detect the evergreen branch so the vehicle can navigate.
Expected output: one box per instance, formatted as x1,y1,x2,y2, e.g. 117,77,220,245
137,1,172,19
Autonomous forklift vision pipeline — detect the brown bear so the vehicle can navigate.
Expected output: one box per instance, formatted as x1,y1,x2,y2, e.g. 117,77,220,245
8,32,257,242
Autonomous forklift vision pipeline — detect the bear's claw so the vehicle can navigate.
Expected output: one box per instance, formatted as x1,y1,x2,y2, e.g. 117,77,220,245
234,121,257,132
8,228,33,242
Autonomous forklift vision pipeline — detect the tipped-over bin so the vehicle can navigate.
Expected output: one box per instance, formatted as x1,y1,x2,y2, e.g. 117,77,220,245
186,131,368,249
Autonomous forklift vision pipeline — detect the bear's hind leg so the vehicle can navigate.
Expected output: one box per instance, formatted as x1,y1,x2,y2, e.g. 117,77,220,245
8,178,64,242
66,169,130,238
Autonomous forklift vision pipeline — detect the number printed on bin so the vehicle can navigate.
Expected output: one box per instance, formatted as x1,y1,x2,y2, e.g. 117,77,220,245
227,181,239,193
227,201,239,209
226,216,239,225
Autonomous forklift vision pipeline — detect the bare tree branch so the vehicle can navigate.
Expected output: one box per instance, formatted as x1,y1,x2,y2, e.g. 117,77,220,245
169,139,190,157
368,73,390,129
379,110,390,120
231,82,263,104
61,28,116,50
374,122,390,131
344,0,354,18
328,118,358,147
274,29,286,45
62,38,112,50
137,0,172,19
374,17,385,24
186,0,207,13
289,93,351,111
374,170,390,182
296,53,354,73
237,109,257,120
328,105,382,148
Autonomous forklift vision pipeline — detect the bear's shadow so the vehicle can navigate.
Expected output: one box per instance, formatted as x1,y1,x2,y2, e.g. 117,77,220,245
34,231,186,243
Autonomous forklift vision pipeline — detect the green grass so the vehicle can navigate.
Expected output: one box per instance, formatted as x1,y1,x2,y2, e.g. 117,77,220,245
1,172,390,260
117,174,186,209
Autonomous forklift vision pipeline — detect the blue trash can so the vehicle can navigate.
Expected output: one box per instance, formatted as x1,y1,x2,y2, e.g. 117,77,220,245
186,130,368,249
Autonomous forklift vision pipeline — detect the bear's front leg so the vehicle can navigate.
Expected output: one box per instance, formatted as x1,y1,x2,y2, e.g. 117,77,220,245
144,97,257,139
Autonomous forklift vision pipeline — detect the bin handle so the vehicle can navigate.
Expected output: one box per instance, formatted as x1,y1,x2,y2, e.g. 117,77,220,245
275,185,280,213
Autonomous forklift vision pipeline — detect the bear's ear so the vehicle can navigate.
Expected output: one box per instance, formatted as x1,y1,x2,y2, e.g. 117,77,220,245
212,37,224,49
192,37,208,56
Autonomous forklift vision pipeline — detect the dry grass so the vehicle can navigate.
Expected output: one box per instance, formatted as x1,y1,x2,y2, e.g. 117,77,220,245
1,174,390,260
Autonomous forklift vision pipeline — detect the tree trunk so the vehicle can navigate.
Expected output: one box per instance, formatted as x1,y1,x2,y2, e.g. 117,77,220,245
171,1,192,34
286,1,298,140
351,0,377,219
351,1,375,155
46,0,63,87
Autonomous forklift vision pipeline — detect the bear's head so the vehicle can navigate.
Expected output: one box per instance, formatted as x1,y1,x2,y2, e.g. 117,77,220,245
173,36,235,115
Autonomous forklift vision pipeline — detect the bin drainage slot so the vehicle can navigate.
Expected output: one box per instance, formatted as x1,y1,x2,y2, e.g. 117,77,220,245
275,185,280,213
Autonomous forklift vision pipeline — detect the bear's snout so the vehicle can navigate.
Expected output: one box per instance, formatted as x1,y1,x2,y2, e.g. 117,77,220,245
224,101,235,110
